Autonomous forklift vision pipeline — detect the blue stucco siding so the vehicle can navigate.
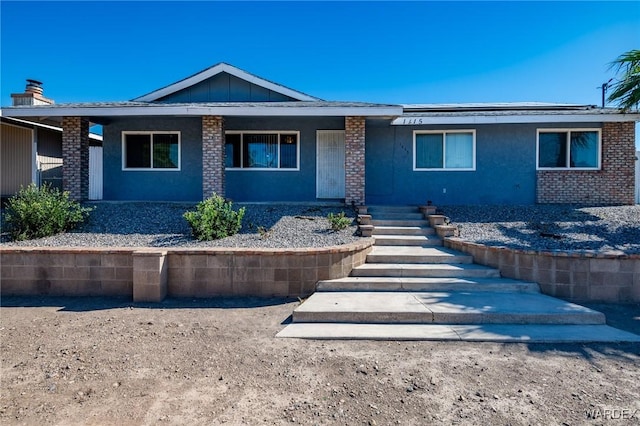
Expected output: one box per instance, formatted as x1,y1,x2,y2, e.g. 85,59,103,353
102,116,344,202
157,73,297,103
365,121,603,205
367,121,530,205
224,116,344,202
102,117,203,201
102,115,603,204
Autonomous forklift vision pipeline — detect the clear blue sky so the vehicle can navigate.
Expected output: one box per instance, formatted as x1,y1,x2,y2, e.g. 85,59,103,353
1,1,639,142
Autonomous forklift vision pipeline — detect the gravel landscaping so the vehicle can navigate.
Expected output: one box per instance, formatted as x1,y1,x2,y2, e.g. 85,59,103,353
442,204,640,254
0,202,361,248
2,202,639,254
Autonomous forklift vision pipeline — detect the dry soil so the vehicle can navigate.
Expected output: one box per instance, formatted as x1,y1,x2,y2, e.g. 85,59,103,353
1,296,639,425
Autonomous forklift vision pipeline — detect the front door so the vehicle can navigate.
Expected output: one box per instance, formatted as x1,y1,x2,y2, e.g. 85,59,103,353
316,130,345,199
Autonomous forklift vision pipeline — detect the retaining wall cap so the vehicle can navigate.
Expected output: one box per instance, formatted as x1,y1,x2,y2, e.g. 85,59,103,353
0,238,375,256
133,249,168,256
0,247,138,254
445,237,639,259
166,239,374,255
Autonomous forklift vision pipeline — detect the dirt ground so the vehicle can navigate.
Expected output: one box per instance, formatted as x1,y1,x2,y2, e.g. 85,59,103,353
1,296,639,426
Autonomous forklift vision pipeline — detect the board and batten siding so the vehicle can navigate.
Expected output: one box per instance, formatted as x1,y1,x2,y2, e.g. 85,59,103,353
1,123,34,195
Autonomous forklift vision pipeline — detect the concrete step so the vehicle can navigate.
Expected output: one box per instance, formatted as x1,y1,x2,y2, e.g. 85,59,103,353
371,212,425,220
366,246,472,264
373,235,442,246
277,323,640,343
351,263,500,278
372,226,435,236
371,219,430,227
317,277,540,293
292,291,607,325
367,205,420,214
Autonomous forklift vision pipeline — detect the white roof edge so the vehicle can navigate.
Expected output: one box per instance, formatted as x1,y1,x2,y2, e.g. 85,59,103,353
401,102,591,109
1,116,102,140
132,63,320,102
1,105,402,118
392,114,640,125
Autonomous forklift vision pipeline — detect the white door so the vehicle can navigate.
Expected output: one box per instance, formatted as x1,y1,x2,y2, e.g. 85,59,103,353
316,130,345,199
89,146,103,200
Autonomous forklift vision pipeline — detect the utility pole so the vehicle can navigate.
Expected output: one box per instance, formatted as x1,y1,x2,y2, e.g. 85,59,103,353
600,78,613,107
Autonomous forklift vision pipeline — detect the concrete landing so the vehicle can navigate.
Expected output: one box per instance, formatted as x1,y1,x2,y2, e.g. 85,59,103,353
352,263,501,278
372,226,435,236
366,246,472,264
277,323,640,343
317,277,540,293
292,291,606,325
373,235,443,246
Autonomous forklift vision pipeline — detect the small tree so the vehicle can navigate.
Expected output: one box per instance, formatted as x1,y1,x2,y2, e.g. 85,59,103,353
607,49,640,111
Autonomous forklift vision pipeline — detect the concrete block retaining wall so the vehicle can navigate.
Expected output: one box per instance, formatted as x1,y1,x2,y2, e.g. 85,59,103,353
445,238,640,303
0,240,374,301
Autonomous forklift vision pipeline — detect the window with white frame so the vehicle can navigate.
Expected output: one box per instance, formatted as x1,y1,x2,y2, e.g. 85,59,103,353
413,130,475,171
537,129,600,170
225,131,299,170
122,131,180,170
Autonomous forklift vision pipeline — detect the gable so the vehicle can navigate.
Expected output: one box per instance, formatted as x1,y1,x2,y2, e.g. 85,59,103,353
133,62,320,103
156,72,299,103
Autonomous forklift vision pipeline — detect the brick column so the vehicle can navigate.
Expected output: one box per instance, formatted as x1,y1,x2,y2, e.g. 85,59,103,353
536,122,636,204
202,116,225,199
62,116,90,200
345,116,366,206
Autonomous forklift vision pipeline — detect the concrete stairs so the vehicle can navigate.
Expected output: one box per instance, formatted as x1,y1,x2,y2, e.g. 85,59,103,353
277,206,640,343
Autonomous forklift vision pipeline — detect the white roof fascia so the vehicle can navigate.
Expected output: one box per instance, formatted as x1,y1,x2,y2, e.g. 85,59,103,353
392,114,640,125
401,102,588,110
1,105,402,118
133,63,320,102
2,116,103,141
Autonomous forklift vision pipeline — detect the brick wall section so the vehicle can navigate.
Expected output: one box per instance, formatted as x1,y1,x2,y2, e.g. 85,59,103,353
536,122,636,204
445,238,640,303
0,240,374,299
62,117,90,200
202,116,225,199
345,116,366,206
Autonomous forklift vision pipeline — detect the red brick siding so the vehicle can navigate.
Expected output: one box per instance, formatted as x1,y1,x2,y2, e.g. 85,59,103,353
62,117,90,200
345,116,366,205
202,116,225,199
536,122,636,204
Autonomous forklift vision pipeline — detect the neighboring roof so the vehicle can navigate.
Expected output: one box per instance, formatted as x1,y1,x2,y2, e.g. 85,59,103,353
132,62,321,102
394,103,640,125
1,116,103,141
1,101,403,120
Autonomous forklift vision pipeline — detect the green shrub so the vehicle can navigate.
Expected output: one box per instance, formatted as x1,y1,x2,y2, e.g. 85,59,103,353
4,183,93,241
327,211,352,231
183,194,245,241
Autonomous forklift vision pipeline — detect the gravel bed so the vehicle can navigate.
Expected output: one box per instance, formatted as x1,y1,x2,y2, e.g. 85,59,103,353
2,202,639,253
442,204,640,254
0,203,361,249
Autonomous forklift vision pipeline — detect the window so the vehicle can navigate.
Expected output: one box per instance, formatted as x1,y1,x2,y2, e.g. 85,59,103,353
225,131,299,170
122,132,180,170
414,130,475,171
537,129,600,170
